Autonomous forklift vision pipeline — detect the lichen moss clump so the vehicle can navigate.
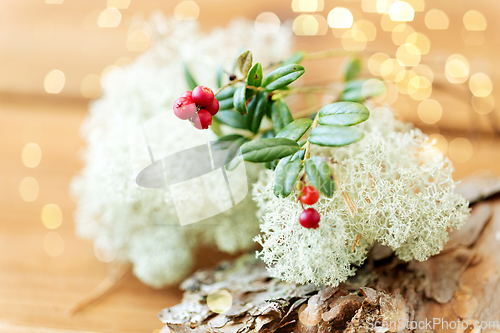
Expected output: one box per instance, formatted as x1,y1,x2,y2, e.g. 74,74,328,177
253,107,470,286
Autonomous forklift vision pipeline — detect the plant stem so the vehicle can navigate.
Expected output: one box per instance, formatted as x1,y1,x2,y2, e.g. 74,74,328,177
304,112,320,160
214,77,247,97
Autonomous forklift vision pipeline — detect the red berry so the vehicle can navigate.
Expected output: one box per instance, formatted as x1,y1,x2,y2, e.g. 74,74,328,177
299,208,320,229
182,91,193,99
173,97,197,120
300,186,320,205
191,109,212,129
192,86,214,107
206,98,219,116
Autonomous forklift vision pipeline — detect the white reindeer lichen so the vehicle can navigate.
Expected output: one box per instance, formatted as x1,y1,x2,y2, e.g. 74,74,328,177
253,107,470,286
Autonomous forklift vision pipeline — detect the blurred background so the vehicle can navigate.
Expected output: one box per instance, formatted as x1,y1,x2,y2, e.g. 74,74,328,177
0,0,499,332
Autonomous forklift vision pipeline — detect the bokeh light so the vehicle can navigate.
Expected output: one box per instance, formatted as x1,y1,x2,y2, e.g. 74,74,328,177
328,7,353,29
206,289,233,314
45,0,63,3
389,1,415,22
396,44,421,67
255,12,281,34
293,14,327,35
107,0,130,9
405,0,424,11
174,1,199,20
126,27,151,52
445,54,470,84
461,29,485,46
411,64,434,84
41,204,63,229
463,10,487,31
380,13,400,31
425,9,449,30
361,0,377,13
469,73,493,97
43,231,64,257
80,74,101,99
22,143,42,168
341,29,367,51
376,0,397,14
292,0,324,12
97,8,122,28
19,177,39,202
352,20,377,41
471,95,495,115
368,52,390,76
406,32,430,54
392,24,415,45
418,99,442,124
44,69,65,94
362,79,387,99
94,241,117,263
448,138,473,163
380,58,405,82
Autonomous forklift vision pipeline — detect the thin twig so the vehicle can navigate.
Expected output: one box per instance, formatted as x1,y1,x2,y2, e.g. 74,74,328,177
214,77,247,97
352,234,362,252
304,113,320,160
66,261,130,316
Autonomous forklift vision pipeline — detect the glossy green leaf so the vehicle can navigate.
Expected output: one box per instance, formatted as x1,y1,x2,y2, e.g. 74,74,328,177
262,64,305,91
247,62,263,87
282,51,306,66
341,89,364,102
305,157,335,197
271,98,294,133
246,91,268,133
275,118,312,141
183,62,198,90
241,138,299,163
273,156,303,197
216,87,236,110
343,57,362,82
214,110,248,129
309,125,364,147
237,50,253,76
318,102,370,126
233,86,248,115
260,130,275,139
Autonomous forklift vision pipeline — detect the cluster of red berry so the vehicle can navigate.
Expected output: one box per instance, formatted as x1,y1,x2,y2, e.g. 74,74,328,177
173,86,219,130
298,185,321,229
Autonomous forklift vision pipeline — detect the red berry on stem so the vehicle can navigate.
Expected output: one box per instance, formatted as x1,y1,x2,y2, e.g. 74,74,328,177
299,208,320,229
300,186,320,205
191,109,212,130
192,86,214,107
173,97,197,120
206,98,219,116
182,91,192,99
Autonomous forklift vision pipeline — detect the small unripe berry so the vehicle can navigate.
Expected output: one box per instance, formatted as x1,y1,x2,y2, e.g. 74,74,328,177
192,86,214,107
173,97,197,120
206,98,220,116
300,186,320,205
299,208,320,229
191,109,212,130
181,91,192,99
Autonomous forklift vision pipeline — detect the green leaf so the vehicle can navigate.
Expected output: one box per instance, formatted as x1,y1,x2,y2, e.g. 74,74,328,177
246,91,268,133
275,118,312,141
304,157,335,197
216,87,236,110
260,130,274,139
282,51,306,66
183,62,198,90
290,148,305,161
271,98,294,133
273,156,303,197
343,57,362,82
318,102,370,126
216,65,223,89
341,89,364,102
237,50,253,76
247,62,263,87
233,86,248,115
262,64,305,91
240,138,299,163
309,125,364,147
214,110,248,129
264,160,279,170
210,116,222,136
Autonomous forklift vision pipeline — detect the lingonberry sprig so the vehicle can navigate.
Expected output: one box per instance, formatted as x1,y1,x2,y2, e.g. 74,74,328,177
181,50,383,228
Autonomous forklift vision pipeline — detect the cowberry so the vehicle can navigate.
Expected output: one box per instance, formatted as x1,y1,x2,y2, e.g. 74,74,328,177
173,97,197,120
300,186,320,205
191,109,212,130
299,208,320,229
181,91,193,99
192,86,214,107
206,98,220,116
